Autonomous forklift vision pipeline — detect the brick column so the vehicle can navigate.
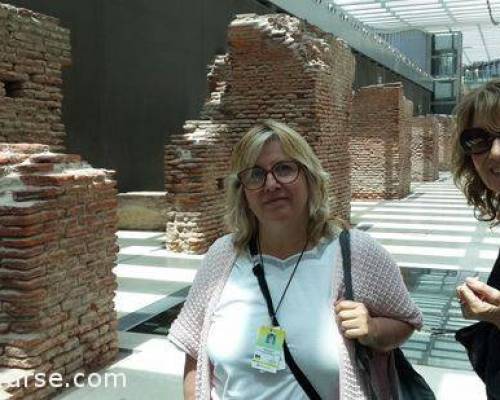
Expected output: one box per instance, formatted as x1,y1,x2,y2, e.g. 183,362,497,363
350,83,413,199
436,115,455,171
411,115,440,181
0,144,118,399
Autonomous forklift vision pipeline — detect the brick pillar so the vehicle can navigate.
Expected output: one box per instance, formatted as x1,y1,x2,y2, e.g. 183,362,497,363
0,144,118,399
411,115,440,181
350,83,413,199
436,115,455,171
0,3,71,151
165,13,355,254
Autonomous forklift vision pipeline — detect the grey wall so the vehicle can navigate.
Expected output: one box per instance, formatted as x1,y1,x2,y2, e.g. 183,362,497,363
380,29,432,74
7,0,273,192
354,53,432,115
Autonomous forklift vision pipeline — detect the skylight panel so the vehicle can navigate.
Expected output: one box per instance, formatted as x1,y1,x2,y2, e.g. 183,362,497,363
385,0,439,6
333,0,376,4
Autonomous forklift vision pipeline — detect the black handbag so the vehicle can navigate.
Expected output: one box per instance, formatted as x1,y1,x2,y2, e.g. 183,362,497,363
339,230,436,400
455,253,500,400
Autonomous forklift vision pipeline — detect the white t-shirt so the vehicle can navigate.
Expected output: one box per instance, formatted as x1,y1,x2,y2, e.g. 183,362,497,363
207,237,340,400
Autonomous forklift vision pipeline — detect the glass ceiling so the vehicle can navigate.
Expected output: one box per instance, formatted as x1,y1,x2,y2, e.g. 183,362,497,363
331,0,500,64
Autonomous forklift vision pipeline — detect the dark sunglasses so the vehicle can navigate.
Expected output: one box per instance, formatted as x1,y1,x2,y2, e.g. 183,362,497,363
460,127,500,155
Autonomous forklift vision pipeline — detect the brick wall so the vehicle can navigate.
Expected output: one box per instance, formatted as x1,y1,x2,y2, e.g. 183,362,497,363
436,115,455,171
0,144,118,399
350,83,413,199
1,4,118,399
0,3,70,151
165,14,355,254
411,115,440,181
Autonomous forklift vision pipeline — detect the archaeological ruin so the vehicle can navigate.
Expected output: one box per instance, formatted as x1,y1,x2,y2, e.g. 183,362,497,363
350,82,414,199
165,14,356,254
0,4,118,399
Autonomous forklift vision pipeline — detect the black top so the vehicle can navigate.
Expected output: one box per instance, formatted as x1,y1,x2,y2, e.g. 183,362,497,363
460,248,500,400
487,249,500,290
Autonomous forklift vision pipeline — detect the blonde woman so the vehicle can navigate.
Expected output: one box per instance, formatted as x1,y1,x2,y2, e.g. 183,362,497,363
452,79,500,399
168,120,422,399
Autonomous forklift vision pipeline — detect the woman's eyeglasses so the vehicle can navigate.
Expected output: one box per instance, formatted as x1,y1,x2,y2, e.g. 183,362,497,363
237,160,301,190
460,127,500,155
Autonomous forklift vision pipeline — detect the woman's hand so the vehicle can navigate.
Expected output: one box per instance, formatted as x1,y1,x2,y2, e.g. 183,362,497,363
335,299,415,352
335,300,375,347
183,354,197,400
457,277,500,329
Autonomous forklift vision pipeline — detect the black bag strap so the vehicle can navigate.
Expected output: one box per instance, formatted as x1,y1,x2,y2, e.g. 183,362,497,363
339,230,378,400
250,238,321,400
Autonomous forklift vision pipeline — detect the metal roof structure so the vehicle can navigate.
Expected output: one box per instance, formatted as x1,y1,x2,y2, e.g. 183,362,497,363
331,0,500,64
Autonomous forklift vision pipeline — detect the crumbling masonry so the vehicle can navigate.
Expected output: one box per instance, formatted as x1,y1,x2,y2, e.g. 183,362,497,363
411,115,440,182
0,4,118,399
0,4,69,151
436,115,455,172
165,14,356,254
350,83,413,199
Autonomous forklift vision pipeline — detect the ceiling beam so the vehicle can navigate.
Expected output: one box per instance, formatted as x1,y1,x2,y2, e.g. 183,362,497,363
477,24,492,62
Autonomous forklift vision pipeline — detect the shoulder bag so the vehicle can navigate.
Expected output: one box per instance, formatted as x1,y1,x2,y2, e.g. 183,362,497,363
339,230,436,400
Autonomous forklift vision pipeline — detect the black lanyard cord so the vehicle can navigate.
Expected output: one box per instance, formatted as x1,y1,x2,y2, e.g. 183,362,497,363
250,235,322,400
253,237,308,324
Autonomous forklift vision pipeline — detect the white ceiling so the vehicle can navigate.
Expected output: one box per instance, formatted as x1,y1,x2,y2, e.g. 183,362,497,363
331,0,500,64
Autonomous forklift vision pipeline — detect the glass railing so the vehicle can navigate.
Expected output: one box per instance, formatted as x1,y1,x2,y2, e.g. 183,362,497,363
401,267,489,371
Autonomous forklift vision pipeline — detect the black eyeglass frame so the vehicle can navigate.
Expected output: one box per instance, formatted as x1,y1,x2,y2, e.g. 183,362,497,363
460,127,500,155
237,160,303,190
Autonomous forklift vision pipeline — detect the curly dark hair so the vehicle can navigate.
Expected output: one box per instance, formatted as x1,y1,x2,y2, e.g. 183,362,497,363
452,79,500,224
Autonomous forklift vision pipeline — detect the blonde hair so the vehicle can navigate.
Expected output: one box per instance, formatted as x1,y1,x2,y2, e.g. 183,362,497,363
225,120,342,252
452,79,500,223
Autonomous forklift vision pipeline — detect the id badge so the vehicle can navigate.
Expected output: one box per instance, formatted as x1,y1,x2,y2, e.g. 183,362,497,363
251,326,286,373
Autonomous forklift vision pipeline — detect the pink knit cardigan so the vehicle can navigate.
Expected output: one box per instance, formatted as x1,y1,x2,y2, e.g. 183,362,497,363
168,229,423,399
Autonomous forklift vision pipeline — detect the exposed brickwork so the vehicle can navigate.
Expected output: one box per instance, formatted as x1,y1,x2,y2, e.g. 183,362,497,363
0,144,118,399
350,83,413,199
435,115,455,171
411,115,440,181
0,3,71,151
165,14,355,254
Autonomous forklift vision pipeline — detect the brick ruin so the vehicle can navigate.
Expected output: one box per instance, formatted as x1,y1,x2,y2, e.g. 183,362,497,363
1,4,118,399
436,114,455,171
0,4,70,151
165,14,355,254
0,145,118,399
350,83,413,199
411,115,440,182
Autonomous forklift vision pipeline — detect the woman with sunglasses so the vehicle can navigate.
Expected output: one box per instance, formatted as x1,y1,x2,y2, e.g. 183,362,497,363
168,120,422,399
453,79,500,399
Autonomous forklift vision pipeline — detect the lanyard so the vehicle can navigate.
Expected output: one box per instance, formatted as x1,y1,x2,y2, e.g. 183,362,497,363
250,235,308,326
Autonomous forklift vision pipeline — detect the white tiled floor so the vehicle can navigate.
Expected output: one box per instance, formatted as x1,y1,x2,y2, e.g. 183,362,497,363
55,173,496,400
